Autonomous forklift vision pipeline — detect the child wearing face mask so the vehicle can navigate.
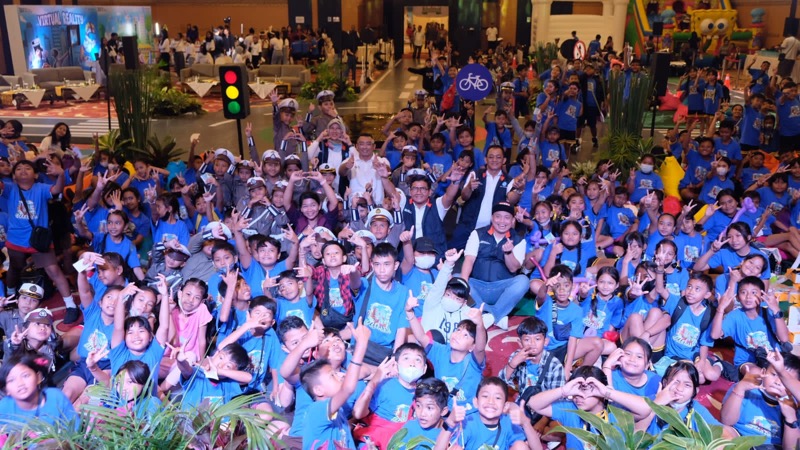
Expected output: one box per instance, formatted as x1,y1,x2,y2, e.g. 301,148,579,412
406,290,486,409
418,248,474,343
352,343,427,449
399,234,439,315
698,156,735,205
627,154,664,204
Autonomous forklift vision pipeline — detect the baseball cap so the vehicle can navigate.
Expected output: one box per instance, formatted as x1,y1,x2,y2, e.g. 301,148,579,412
272,180,289,192
492,202,515,216
413,237,439,255
367,208,394,226
402,145,418,156
24,307,53,326
19,283,44,300
247,176,267,190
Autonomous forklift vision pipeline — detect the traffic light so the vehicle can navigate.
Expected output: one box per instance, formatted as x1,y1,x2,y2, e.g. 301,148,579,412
219,65,250,119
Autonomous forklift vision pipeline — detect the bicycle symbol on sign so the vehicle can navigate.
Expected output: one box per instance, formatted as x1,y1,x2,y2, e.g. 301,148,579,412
458,73,489,91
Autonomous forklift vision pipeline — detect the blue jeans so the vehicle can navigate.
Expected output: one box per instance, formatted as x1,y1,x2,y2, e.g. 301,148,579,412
468,275,530,323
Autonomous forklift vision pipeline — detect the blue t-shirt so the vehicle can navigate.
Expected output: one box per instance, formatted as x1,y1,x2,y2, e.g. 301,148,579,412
152,219,190,247
402,267,438,315
721,308,780,367
455,410,525,450
756,186,792,212
555,97,582,132
702,82,723,115
236,328,282,392
539,141,566,169
355,278,411,349
276,296,316,328
678,150,714,188
713,137,742,161
92,233,141,269
741,166,770,190
301,398,356,450
621,295,659,324
0,388,78,429
179,367,243,411
109,341,166,378
698,176,735,206
707,247,771,279
740,105,763,147
748,69,770,95
676,232,703,269
551,401,620,450
723,387,783,445
483,123,514,153
4,183,51,248
605,205,637,239
397,420,441,448
424,152,453,196
77,299,115,361
611,368,661,398
427,342,484,406
663,296,714,360
630,171,664,203
129,177,159,202
681,79,705,112
646,400,720,434
539,240,596,278
125,205,152,241
535,92,557,117
778,97,800,137
243,259,288,298
369,377,416,422
289,373,363,438
580,292,624,335
535,296,584,350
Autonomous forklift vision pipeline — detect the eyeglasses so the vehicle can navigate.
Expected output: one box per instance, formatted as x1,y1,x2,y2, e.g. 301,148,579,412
410,186,429,192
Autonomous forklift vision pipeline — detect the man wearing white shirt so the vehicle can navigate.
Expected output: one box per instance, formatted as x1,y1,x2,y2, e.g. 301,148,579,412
486,24,499,51
778,32,799,79
460,202,529,330
270,34,284,65
250,35,263,67
339,134,395,205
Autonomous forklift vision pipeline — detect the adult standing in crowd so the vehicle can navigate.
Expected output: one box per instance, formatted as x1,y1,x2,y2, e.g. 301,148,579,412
778,31,799,79
486,23,499,51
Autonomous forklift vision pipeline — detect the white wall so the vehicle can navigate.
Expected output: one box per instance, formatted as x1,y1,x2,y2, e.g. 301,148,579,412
531,0,627,56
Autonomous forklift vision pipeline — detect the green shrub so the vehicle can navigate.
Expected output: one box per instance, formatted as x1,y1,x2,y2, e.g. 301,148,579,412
152,87,204,116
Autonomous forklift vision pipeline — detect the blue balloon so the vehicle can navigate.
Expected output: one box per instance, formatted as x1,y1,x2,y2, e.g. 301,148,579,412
455,63,494,102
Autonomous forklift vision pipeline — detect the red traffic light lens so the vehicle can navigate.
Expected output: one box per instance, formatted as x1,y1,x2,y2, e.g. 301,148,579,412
224,70,237,84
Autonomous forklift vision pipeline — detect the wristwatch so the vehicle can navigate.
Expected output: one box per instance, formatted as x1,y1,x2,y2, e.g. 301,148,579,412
774,311,785,319
442,421,453,432
787,420,799,429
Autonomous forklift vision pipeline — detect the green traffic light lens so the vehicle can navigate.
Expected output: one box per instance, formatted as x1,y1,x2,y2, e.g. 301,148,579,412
227,102,241,114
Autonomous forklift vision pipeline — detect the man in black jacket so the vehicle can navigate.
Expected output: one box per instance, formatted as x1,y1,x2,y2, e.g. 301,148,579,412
407,59,435,95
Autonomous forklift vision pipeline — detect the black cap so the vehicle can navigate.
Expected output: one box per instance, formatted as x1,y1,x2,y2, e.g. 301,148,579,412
413,237,439,255
492,202,515,217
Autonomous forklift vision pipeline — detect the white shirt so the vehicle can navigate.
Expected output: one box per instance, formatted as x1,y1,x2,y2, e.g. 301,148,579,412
413,198,448,239
251,40,263,54
475,171,513,229
464,229,525,266
350,155,390,204
486,27,498,42
159,38,171,53
781,36,799,60
270,37,284,51
413,30,425,47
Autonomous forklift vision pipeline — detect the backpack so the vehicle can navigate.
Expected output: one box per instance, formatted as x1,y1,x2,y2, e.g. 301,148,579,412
441,83,457,111
518,352,555,424
669,297,714,332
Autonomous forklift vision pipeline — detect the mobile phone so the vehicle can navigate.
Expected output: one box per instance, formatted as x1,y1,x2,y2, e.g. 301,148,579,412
200,173,214,185
190,133,200,143
73,259,92,273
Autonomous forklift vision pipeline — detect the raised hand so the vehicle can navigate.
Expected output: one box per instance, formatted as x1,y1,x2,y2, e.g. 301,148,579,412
399,226,415,243
444,248,463,264
9,324,28,346
467,304,485,326
405,291,419,312
245,122,253,137
710,234,730,253
86,346,110,370
628,273,651,297
350,317,372,344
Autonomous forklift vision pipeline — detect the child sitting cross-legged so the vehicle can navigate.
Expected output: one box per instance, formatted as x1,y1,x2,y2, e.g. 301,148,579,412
406,291,487,409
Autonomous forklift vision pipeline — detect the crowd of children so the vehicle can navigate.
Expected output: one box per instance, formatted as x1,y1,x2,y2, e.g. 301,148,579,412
1,44,800,450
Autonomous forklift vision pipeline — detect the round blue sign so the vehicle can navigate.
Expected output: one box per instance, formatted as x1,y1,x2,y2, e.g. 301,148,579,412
455,63,494,102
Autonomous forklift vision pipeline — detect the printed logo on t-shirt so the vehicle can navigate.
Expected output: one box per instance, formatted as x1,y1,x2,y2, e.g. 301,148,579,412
790,105,800,118
672,323,700,348
708,186,723,201
683,246,700,262
442,376,467,401
419,281,433,300
365,303,393,334
717,149,728,157
84,329,109,354
746,416,779,436
249,349,265,374
768,202,784,212
285,309,308,325
566,105,578,118
639,179,654,190
329,288,343,308
617,212,631,226
703,88,717,100
547,149,560,162
693,167,708,181
393,404,412,422
745,331,772,351
0,225,7,243
432,163,444,178
179,205,189,220
15,200,36,220
667,282,681,297
583,310,607,330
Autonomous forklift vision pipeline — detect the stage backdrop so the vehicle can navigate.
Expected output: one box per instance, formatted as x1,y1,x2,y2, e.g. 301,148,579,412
4,5,152,74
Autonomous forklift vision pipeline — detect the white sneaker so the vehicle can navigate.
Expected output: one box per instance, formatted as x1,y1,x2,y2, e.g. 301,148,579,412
496,316,509,331
482,312,495,329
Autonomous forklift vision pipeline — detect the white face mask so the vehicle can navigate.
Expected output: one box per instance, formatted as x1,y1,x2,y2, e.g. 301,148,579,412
716,167,729,177
440,295,463,313
415,255,436,270
99,161,109,168
537,218,551,227
640,164,654,174
524,131,535,139
398,365,425,384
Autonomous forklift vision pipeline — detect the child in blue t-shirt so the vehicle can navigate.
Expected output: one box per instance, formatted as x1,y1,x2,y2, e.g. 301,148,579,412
555,82,583,140
437,377,537,450
712,276,789,374
406,293,486,407
701,69,723,115
395,378,450,448
627,154,664,204
275,270,315,328
739,151,771,190
698,156,735,205
75,208,144,280
424,133,453,197
603,337,661,399
678,137,716,201
538,127,567,170
535,265,585,378
176,343,252,411
399,235,440,315
711,119,742,165
676,209,703,269
680,67,705,116
600,187,638,254
299,321,370,450
646,361,723,435
575,267,625,367
234,229,297,299
740,94,765,150
150,193,191,247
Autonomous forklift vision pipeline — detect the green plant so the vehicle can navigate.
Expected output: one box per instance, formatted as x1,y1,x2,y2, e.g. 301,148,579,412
152,87,204,116
571,160,598,181
97,129,132,155
551,400,766,450
130,134,184,168
598,71,654,179
387,427,435,450
0,384,282,450
299,61,358,102
533,42,559,76
110,67,158,151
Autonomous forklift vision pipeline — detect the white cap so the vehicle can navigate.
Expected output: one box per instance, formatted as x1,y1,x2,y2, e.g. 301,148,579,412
262,149,281,161
278,98,300,111
367,208,394,226
19,283,44,300
353,230,377,244
214,148,235,165
414,89,427,97
316,90,335,101
247,176,267,190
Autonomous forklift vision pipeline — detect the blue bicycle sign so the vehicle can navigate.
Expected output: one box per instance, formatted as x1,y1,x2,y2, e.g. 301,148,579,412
455,63,494,101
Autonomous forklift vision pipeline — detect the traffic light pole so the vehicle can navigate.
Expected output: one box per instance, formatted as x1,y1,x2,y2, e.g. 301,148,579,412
236,118,245,159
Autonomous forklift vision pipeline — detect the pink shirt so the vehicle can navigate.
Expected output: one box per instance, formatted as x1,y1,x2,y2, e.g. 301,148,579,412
170,305,212,356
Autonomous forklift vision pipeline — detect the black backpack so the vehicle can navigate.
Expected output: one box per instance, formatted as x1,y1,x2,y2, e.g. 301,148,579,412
669,297,714,333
